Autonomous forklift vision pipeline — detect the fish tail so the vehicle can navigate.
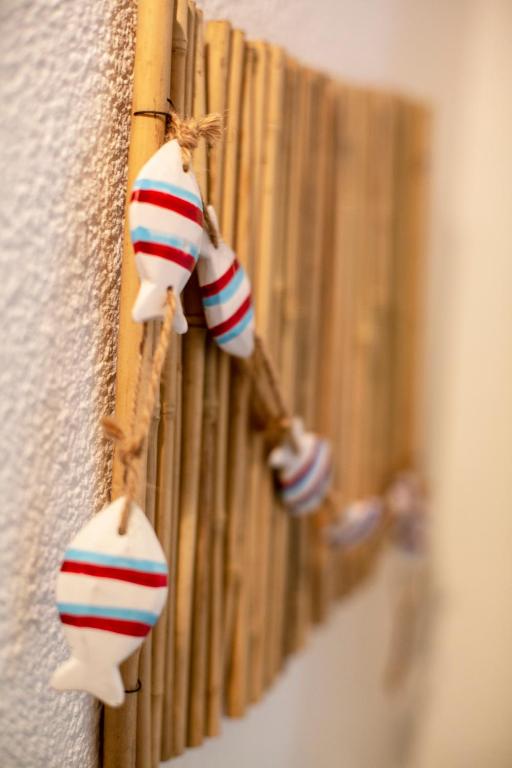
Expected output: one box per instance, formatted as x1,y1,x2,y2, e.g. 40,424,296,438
51,657,125,707
132,280,188,333
132,280,167,323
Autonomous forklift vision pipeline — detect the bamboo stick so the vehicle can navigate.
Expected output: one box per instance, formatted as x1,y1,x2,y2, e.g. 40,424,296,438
204,19,232,738
310,82,339,623
153,337,180,764
258,46,287,687
286,69,316,653
137,354,161,768
234,43,268,704
218,29,253,719
188,341,217,744
172,327,205,757
159,1,189,759
187,8,214,747
170,1,209,755
281,62,308,655
102,2,175,767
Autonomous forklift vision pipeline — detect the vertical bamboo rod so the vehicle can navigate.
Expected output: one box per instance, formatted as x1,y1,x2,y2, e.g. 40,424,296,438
159,1,189,759
310,82,338,622
187,8,214,748
258,45,286,687
153,336,180,764
103,2,175,767
204,19,232,738
137,352,161,768
170,1,208,755
187,341,217,745
220,29,252,718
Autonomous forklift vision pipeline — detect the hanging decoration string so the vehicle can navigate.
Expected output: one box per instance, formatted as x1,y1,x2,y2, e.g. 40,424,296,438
103,289,177,534
253,334,300,452
167,110,223,172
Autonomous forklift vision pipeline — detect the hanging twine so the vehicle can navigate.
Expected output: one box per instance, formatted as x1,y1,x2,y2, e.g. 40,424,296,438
167,110,223,172
253,335,300,452
103,290,177,535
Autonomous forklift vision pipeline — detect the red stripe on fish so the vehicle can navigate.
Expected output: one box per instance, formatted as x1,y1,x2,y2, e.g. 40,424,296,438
60,613,151,637
200,259,240,297
130,188,203,226
281,442,322,489
61,561,168,588
209,294,252,338
133,240,196,271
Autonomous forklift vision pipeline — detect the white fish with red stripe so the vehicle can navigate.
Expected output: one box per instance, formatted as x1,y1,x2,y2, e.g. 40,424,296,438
51,497,168,707
197,206,254,358
129,138,204,331
269,418,332,515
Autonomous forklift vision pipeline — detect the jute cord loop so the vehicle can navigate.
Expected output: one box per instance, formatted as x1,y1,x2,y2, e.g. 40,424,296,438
103,290,177,535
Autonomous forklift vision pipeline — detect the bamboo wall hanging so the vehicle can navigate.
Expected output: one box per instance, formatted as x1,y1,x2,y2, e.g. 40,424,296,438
49,2,431,766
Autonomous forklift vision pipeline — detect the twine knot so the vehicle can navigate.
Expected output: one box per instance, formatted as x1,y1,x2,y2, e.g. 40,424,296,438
167,111,223,171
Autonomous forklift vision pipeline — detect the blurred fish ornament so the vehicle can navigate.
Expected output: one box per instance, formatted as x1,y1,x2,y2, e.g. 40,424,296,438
129,138,204,331
51,497,168,707
326,497,383,548
387,472,426,558
269,418,332,515
197,206,254,358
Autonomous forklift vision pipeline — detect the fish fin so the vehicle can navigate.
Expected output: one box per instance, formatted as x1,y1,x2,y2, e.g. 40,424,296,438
132,280,167,323
132,282,188,333
51,657,125,708
173,293,188,334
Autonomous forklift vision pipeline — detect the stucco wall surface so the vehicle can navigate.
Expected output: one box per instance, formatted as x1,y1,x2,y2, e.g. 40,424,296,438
0,1,135,765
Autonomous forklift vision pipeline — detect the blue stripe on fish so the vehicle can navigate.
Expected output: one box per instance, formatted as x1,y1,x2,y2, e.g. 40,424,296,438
215,306,254,346
57,602,159,626
201,266,245,307
132,178,202,209
282,442,329,500
64,548,168,574
131,226,199,259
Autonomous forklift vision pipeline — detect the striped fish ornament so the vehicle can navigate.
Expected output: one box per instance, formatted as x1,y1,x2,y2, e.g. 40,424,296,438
197,206,255,358
269,418,333,515
51,498,168,707
129,138,204,331
326,498,383,548
387,472,427,558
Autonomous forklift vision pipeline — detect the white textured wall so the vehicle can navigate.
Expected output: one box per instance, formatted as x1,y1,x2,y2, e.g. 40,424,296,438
1,1,511,767
0,0,135,766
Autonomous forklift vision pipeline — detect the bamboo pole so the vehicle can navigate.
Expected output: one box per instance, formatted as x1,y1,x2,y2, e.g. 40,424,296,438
102,2,175,767
286,69,316,652
153,335,180,764
136,351,161,768
234,43,268,704
169,1,209,756
257,45,286,687
281,62,307,655
310,82,339,622
215,29,253,719
159,1,189,759
187,341,217,745
204,19,232,738
187,8,215,747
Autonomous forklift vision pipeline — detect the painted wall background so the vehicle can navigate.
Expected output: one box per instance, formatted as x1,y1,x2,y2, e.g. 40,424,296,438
1,1,511,767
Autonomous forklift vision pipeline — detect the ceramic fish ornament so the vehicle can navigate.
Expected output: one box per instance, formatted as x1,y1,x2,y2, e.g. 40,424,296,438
326,498,382,548
197,206,254,358
269,418,332,515
51,497,168,707
387,472,426,557
129,138,204,331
